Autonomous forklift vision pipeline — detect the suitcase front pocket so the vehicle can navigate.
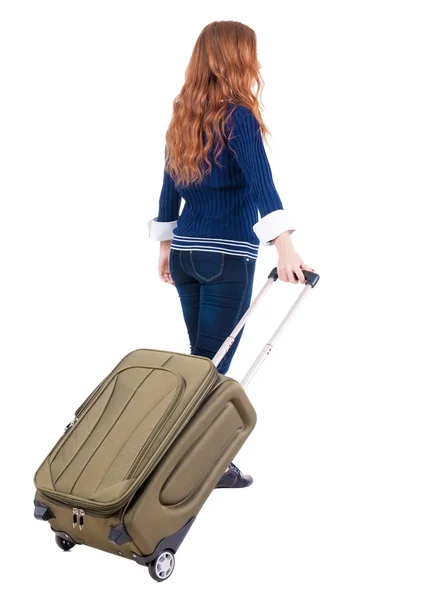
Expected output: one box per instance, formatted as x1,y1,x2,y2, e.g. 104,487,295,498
38,366,186,510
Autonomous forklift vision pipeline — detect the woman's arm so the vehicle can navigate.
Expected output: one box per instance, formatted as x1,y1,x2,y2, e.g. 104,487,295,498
148,170,181,241
274,231,313,284
148,166,181,284
229,107,312,283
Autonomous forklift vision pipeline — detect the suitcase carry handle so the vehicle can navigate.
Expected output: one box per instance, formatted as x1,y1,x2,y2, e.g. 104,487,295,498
268,267,320,288
212,266,320,389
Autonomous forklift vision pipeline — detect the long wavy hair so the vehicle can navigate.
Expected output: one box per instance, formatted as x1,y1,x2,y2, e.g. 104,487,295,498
165,21,268,187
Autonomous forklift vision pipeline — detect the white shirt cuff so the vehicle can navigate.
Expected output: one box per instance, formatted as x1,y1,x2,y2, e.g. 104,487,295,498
148,218,177,241
253,209,295,246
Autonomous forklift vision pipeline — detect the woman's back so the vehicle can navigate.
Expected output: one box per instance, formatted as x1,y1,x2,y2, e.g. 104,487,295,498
152,104,293,260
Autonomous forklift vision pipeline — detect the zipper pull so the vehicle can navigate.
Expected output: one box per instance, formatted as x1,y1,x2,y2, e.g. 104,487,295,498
65,417,78,431
72,507,79,528
78,509,85,531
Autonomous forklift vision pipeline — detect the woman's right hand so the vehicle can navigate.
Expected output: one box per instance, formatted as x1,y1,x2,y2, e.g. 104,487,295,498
274,232,314,284
158,240,174,284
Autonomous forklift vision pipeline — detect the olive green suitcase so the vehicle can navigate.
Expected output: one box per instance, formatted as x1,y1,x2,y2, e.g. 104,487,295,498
33,267,319,582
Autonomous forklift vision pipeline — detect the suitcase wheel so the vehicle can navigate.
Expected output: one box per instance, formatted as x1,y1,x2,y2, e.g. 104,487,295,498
55,535,76,552
148,550,175,582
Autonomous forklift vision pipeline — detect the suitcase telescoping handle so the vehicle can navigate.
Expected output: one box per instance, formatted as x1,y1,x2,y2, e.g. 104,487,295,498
212,267,320,389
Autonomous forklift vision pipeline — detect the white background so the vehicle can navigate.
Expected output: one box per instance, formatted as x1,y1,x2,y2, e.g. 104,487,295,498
1,1,436,598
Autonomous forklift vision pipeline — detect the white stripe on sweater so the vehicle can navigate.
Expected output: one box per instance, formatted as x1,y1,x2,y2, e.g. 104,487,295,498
173,234,259,249
170,245,258,259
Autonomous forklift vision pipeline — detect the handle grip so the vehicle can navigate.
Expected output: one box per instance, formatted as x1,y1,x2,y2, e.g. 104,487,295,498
268,267,320,288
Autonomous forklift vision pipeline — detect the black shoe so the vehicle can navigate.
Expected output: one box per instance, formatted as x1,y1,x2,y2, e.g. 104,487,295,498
215,463,253,489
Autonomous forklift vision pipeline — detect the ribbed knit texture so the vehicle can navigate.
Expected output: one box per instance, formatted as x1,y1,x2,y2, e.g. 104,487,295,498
156,104,285,259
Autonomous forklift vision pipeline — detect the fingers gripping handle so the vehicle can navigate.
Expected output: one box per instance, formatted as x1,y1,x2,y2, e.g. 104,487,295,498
268,267,320,288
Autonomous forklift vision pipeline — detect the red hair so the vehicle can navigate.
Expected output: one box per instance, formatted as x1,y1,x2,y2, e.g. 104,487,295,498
165,21,268,187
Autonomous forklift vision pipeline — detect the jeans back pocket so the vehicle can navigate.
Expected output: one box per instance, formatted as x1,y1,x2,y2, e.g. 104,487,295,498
190,251,224,282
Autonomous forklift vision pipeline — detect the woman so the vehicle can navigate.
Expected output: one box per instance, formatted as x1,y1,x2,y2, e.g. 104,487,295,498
148,21,312,489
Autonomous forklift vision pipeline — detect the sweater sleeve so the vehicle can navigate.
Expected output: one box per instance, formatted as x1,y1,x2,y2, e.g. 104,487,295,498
148,168,181,241
229,107,294,245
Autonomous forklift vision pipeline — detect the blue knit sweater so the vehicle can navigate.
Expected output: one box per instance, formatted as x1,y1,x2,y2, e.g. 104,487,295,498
148,104,294,260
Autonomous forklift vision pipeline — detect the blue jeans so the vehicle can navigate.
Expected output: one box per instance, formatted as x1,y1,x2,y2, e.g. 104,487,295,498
169,249,256,374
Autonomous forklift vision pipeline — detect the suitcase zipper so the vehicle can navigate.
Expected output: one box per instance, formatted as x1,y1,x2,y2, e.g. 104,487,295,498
65,417,78,431
72,507,79,528
72,508,85,529
78,508,85,530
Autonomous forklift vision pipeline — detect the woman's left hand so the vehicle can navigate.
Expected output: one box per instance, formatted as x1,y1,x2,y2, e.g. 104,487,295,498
274,232,314,284
158,241,175,285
